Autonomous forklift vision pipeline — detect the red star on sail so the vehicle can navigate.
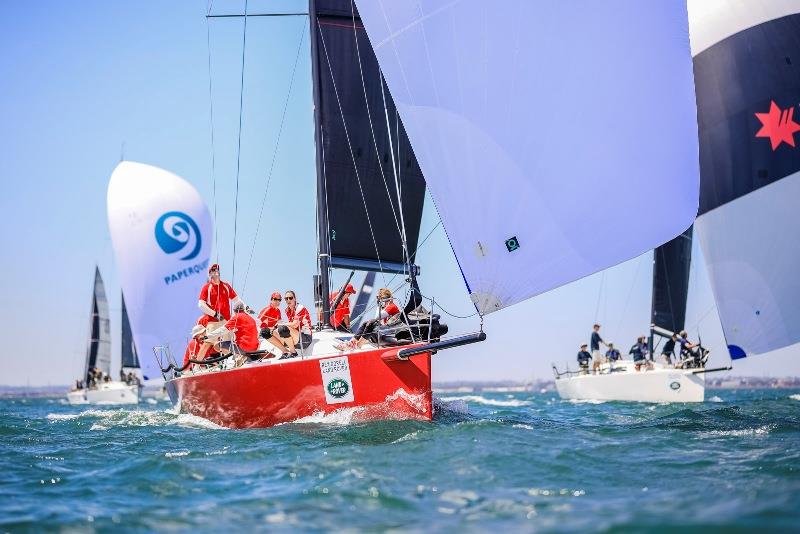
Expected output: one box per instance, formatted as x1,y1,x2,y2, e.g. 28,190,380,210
755,100,800,150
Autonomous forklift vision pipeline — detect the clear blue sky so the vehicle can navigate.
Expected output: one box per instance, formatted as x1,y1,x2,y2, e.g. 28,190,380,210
1,0,796,386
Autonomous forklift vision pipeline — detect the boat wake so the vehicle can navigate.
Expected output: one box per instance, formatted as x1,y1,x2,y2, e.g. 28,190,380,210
286,389,430,426
46,408,222,430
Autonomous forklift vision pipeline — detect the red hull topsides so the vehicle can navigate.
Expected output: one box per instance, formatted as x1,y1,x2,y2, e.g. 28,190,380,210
166,345,433,429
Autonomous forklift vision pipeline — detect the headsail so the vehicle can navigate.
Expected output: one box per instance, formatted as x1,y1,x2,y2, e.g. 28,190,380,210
85,267,112,378
309,0,426,275
107,161,213,380
651,227,693,335
120,292,140,369
689,0,800,358
354,0,700,314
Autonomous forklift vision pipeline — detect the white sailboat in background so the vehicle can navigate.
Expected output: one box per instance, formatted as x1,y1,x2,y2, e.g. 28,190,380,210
554,0,800,402
66,268,142,405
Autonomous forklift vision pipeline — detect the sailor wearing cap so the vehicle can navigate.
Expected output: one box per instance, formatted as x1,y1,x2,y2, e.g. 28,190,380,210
329,283,356,331
197,263,252,329
577,343,592,372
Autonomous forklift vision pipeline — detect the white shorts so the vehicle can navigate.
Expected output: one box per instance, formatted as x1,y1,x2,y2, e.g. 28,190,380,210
592,350,602,362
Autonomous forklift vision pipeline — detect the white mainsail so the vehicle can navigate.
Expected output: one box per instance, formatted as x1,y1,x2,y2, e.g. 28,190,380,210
85,266,112,378
354,0,700,314
107,161,213,380
688,0,800,359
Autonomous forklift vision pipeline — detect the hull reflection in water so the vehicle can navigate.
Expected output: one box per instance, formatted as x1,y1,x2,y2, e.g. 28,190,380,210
166,345,432,429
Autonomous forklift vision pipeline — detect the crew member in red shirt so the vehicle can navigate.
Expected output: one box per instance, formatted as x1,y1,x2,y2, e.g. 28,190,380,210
329,283,356,331
283,290,314,357
197,263,252,328
337,287,400,351
257,291,290,355
182,324,218,371
199,302,259,367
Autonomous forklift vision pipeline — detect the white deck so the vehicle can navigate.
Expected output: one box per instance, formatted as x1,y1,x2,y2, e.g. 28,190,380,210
66,381,142,405
555,359,705,403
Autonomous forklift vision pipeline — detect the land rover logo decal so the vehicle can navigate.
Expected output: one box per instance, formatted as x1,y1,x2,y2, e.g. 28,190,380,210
670,381,681,391
327,378,350,398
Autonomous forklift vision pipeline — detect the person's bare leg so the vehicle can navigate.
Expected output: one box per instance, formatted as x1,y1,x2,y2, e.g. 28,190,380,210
268,335,287,354
196,340,215,361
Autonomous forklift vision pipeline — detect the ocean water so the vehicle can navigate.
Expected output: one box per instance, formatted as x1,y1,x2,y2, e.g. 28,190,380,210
1,389,799,532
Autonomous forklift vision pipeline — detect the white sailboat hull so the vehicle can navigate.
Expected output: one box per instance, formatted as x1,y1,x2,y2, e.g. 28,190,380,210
555,360,705,403
66,381,142,405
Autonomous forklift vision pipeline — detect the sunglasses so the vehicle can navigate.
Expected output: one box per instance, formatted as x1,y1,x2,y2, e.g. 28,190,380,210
271,298,281,302
285,296,295,300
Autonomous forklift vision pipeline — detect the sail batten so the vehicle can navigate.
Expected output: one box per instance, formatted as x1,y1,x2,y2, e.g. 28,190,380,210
355,0,700,314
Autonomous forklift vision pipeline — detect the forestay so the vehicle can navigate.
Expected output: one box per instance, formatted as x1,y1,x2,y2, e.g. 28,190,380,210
86,267,112,377
689,0,800,358
354,0,700,314
107,162,213,381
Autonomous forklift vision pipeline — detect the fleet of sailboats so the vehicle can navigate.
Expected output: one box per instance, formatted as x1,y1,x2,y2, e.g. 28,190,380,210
80,0,799,418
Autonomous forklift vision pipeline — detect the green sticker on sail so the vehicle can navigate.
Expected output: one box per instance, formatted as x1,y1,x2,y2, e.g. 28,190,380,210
505,236,520,252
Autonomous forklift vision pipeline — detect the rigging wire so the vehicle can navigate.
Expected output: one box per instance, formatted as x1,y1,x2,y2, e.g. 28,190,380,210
242,19,307,291
231,0,249,285
205,0,219,263
316,17,388,287
348,1,404,241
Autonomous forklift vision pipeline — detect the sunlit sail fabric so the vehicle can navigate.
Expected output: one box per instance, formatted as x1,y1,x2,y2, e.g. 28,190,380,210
108,162,213,380
689,0,800,358
86,267,111,376
355,0,700,314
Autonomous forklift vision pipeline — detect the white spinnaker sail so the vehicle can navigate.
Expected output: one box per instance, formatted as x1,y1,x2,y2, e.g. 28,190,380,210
354,0,700,314
86,267,112,377
107,162,213,380
688,0,800,359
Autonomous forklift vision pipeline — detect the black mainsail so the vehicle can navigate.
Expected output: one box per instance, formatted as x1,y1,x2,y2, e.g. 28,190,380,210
309,0,427,324
120,292,140,370
84,267,112,379
650,227,693,337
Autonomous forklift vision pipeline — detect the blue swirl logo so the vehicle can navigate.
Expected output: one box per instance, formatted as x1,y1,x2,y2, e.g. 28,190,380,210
154,211,202,261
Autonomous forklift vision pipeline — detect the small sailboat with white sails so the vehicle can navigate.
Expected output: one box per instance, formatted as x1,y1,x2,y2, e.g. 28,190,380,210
67,268,142,405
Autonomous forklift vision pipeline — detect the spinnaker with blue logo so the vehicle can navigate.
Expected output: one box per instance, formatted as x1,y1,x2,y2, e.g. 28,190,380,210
689,0,800,360
107,161,213,383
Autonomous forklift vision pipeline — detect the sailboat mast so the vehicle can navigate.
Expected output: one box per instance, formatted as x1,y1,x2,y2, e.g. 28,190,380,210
309,0,332,327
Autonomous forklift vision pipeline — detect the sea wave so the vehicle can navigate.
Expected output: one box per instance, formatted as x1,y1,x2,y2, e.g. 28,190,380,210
287,389,429,426
709,396,724,403
790,394,800,401
566,399,606,405
439,395,530,407
46,408,222,430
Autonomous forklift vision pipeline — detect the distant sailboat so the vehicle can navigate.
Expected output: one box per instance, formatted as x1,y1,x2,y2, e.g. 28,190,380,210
555,0,800,402
66,268,142,405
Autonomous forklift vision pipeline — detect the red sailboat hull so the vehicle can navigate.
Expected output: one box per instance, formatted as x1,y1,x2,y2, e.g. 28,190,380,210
165,346,433,428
